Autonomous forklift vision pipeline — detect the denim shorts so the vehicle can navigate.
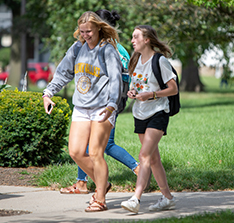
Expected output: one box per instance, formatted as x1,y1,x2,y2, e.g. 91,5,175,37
134,110,169,135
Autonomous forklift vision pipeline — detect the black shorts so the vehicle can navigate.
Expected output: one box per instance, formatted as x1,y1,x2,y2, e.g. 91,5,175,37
134,110,169,135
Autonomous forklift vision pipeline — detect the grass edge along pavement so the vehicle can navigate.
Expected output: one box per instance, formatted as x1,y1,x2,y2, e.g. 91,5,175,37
110,209,234,223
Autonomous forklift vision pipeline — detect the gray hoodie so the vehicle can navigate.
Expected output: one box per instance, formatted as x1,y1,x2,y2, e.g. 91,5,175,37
44,41,122,111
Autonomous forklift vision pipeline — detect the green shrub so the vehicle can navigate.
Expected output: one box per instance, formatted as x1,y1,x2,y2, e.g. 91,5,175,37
0,89,72,167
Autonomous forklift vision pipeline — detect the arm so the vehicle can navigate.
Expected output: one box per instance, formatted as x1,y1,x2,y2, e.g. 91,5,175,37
42,42,80,114
99,44,122,122
135,79,177,101
154,78,178,97
104,44,122,110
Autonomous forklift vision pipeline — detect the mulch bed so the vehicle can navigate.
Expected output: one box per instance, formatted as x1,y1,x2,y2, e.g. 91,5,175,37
0,167,44,186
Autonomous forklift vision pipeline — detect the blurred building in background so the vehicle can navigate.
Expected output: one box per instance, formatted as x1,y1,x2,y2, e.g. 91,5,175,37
0,3,53,88
0,4,12,48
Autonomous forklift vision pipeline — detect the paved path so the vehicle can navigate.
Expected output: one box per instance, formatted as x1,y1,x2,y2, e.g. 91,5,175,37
0,186,234,223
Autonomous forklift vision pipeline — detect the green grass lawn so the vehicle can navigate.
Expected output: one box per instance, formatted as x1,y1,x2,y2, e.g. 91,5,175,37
35,76,234,193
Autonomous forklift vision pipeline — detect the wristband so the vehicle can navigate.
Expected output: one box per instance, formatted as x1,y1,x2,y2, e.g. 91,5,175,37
153,91,158,100
43,90,52,98
105,107,113,113
42,94,50,98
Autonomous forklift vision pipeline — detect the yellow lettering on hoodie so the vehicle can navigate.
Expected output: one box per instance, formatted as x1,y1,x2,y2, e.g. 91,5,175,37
75,63,101,77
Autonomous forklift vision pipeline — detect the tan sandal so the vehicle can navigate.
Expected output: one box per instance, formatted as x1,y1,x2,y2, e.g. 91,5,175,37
89,182,112,205
60,183,89,194
85,200,108,212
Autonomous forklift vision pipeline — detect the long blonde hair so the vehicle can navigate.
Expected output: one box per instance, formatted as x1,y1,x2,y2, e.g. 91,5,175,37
73,11,119,49
128,25,172,76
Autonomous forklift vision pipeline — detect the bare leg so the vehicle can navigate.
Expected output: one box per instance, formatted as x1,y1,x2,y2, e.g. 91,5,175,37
150,146,173,199
89,120,112,203
68,121,95,182
134,128,172,200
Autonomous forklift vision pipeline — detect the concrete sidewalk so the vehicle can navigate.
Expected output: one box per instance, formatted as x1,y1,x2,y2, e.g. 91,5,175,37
0,186,234,223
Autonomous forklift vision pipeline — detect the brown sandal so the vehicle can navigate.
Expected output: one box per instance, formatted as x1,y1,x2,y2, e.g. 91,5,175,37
85,200,108,212
89,182,112,205
60,183,89,194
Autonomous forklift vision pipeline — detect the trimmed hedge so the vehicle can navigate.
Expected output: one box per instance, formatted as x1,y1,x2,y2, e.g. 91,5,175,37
0,89,72,167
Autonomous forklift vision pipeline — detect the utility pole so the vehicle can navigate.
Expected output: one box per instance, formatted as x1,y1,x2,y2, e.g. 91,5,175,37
19,0,27,91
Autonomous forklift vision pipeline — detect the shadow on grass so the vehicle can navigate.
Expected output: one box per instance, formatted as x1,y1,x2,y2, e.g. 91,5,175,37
204,87,234,94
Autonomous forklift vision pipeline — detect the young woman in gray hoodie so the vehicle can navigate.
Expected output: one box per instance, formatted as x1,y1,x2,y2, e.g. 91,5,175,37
60,9,141,196
43,11,122,212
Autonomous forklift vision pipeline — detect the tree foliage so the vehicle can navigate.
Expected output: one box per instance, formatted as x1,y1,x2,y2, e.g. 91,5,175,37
185,0,234,7
119,0,234,91
1,0,234,92
39,1,234,63
40,0,110,62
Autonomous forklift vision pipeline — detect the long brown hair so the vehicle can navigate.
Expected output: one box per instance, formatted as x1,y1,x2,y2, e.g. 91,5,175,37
73,11,119,49
128,25,172,75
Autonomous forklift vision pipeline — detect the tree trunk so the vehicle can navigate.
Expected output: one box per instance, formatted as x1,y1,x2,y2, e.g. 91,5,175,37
180,57,204,92
6,1,21,88
8,38,21,87
18,0,27,91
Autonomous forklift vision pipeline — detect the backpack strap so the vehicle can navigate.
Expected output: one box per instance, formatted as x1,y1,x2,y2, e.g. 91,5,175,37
152,52,181,116
99,43,125,74
152,53,166,90
152,53,178,90
73,41,82,58
98,43,108,76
